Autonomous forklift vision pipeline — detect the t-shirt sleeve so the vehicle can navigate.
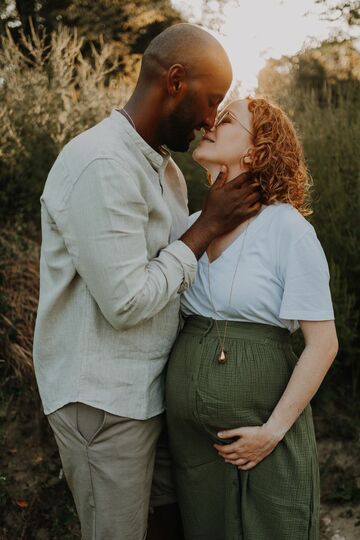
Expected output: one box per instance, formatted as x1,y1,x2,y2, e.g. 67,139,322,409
279,229,334,321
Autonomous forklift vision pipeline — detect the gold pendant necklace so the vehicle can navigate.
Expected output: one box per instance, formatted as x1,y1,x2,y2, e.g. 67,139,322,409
207,221,250,364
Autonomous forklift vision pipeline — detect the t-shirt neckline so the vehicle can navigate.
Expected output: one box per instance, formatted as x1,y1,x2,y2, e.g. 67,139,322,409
204,203,276,266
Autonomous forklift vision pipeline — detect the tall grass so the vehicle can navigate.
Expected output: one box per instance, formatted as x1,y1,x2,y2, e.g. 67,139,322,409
0,26,359,405
0,23,133,408
173,84,360,404
0,24,131,226
296,86,360,402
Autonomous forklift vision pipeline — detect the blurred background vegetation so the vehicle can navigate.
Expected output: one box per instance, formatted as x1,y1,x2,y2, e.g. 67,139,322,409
0,0,359,538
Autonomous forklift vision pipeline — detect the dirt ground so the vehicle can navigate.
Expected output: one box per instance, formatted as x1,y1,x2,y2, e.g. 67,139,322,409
1,396,359,539
318,437,360,540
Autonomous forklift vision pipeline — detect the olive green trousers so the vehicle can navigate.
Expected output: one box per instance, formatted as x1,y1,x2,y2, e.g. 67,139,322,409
166,316,320,540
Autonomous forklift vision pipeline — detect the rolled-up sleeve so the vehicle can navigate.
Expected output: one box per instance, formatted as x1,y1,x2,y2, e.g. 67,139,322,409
65,158,197,330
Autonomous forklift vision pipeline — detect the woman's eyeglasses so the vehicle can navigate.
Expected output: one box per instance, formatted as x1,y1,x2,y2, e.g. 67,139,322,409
214,109,254,137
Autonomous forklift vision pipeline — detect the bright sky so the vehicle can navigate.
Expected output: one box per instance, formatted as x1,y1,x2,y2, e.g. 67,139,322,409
171,0,360,94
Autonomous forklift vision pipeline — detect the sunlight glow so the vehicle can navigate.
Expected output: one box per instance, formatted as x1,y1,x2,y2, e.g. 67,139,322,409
171,0,359,95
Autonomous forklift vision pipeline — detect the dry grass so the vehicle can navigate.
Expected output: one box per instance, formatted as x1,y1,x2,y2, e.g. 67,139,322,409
0,24,134,224
0,228,39,386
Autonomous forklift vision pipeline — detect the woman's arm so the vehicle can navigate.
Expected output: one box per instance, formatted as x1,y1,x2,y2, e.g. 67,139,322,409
214,320,338,470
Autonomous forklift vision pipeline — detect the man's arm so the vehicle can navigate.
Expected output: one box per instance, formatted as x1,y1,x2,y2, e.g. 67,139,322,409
66,158,197,331
66,160,259,332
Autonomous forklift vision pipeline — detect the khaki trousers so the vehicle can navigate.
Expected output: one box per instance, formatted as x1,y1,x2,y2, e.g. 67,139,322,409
48,402,177,540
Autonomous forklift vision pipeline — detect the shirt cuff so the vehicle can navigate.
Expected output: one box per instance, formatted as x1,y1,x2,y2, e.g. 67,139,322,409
164,240,198,293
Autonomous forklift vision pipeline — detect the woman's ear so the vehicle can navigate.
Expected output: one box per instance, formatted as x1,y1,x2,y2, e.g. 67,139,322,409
243,155,252,164
243,147,254,166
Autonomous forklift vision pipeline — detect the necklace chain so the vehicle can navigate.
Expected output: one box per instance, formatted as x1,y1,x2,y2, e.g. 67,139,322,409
207,221,250,363
120,108,136,130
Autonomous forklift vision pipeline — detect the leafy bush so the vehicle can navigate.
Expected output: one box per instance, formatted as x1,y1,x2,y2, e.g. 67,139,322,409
174,61,360,404
297,87,360,402
0,24,131,226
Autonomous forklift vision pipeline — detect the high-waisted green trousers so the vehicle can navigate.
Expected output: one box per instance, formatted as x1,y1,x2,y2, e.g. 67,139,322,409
166,316,320,540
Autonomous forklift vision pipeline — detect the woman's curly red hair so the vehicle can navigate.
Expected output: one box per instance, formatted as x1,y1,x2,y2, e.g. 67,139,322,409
247,97,312,216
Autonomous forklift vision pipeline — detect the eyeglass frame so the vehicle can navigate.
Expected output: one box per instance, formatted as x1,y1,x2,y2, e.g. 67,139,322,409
214,109,254,137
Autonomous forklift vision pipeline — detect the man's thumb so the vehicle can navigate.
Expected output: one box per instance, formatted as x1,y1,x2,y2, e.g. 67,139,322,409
214,165,228,187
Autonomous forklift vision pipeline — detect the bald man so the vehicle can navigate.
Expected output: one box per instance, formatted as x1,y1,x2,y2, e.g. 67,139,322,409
33,23,260,540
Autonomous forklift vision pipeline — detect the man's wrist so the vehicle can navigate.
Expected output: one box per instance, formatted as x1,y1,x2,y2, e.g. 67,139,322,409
180,214,218,260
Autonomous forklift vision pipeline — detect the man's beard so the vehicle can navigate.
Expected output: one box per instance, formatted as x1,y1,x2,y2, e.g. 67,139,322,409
165,95,198,152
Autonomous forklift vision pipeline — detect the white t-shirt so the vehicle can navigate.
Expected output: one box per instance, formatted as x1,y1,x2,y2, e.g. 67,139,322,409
181,203,334,333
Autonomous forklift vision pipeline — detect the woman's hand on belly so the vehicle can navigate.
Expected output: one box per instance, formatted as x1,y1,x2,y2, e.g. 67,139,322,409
213,424,281,470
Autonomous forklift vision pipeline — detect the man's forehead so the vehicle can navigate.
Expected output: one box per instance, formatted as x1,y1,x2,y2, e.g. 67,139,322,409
197,70,232,98
195,51,232,82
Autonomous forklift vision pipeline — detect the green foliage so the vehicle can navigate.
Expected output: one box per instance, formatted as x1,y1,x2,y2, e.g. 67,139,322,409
298,89,360,401
258,40,360,109
173,135,209,214
258,42,360,402
176,40,360,404
0,0,181,60
0,25,129,226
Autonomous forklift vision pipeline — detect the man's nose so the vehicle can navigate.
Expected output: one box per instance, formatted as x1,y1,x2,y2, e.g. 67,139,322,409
203,109,217,130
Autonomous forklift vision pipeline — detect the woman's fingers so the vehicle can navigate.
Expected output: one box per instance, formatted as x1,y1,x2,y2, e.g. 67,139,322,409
214,441,241,454
238,461,257,470
222,452,239,460
230,458,249,466
223,457,257,469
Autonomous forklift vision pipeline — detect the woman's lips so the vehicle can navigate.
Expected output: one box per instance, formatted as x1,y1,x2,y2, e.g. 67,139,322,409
201,136,215,143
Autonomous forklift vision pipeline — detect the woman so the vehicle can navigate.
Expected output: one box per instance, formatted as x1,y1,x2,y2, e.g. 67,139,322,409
165,97,338,540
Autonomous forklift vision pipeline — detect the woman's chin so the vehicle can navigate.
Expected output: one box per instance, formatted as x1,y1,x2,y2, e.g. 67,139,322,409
192,149,207,168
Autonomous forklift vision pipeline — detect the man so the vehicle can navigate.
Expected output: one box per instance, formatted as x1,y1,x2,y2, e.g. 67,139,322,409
33,23,260,540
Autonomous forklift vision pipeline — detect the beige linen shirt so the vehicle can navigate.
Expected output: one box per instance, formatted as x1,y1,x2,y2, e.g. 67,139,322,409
33,109,197,419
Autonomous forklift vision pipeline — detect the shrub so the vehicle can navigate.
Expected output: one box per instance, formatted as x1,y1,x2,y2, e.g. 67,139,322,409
0,23,132,226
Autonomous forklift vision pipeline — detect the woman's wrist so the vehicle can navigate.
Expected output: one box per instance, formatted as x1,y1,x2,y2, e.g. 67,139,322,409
262,416,289,443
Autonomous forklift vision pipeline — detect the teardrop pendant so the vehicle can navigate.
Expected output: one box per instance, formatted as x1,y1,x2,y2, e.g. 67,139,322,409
218,349,226,364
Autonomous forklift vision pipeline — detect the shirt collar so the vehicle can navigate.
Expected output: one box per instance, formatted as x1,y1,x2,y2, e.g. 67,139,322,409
110,109,170,172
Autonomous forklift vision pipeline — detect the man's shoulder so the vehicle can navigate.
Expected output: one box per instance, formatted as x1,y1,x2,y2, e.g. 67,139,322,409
63,116,128,167
42,117,135,218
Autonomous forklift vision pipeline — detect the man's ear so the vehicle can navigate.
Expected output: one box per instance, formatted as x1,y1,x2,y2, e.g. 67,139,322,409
167,64,187,97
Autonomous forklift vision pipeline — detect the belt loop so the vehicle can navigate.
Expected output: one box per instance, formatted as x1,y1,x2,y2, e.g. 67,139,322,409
199,318,214,343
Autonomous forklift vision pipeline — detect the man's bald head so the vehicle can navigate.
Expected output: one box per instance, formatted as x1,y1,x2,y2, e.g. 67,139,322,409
139,23,232,83
126,23,233,152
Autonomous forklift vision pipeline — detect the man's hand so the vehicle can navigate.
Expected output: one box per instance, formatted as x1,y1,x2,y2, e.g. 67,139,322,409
213,424,281,470
181,166,261,259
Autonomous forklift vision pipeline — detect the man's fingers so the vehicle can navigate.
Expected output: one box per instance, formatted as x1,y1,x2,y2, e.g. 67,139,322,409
226,170,253,188
244,201,262,216
236,180,261,196
213,165,228,187
242,191,262,206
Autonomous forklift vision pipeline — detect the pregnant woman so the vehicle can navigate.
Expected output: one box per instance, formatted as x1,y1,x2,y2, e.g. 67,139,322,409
166,97,338,540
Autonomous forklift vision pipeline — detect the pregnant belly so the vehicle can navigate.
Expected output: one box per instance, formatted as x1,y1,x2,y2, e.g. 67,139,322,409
166,330,297,439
